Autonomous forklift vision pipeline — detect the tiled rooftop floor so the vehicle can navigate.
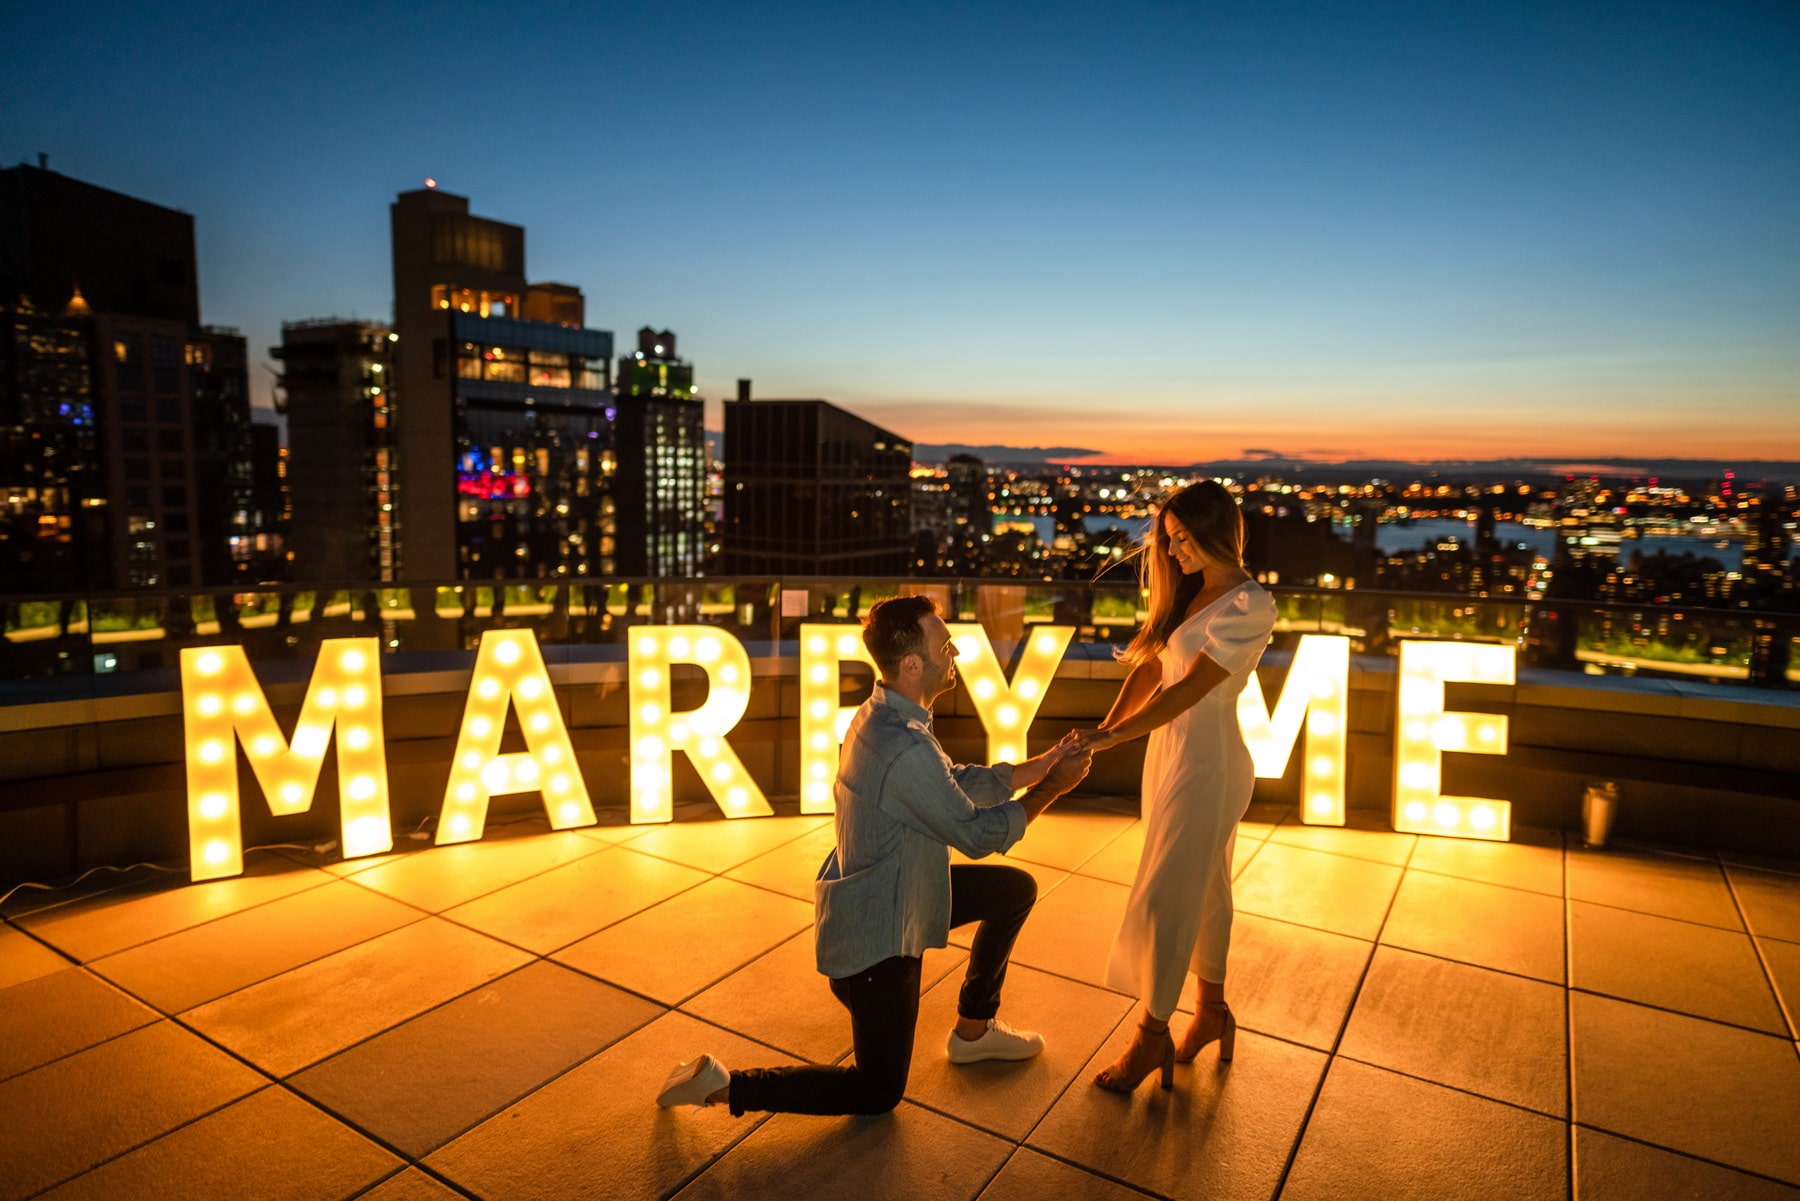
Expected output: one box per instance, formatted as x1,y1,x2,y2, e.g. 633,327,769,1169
4,801,1800,1200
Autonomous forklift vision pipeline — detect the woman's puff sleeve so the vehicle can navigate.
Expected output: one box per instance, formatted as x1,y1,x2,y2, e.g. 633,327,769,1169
1198,588,1277,675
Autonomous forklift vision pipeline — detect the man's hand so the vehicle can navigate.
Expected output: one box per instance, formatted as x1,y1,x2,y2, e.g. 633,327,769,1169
1009,732,1082,790
1018,747,1090,822
1042,747,1092,796
1070,727,1121,753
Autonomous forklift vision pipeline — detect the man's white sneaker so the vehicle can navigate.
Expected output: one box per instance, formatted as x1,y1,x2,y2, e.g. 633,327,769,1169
656,1054,729,1108
946,1018,1045,1064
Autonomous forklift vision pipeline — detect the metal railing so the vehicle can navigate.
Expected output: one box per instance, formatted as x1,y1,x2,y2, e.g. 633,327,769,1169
2,579,1796,695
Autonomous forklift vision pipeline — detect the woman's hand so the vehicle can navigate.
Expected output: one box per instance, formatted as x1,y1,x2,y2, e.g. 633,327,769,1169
1071,727,1121,753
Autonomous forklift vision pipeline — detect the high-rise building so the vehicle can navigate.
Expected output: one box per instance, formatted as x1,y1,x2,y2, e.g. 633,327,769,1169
0,163,253,590
614,327,705,577
240,418,288,581
389,186,616,580
1741,489,1791,588
946,453,990,534
0,293,105,593
272,320,398,581
720,384,912,575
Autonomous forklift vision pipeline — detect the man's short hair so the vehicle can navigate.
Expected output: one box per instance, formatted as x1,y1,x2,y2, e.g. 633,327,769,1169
863,595,938,678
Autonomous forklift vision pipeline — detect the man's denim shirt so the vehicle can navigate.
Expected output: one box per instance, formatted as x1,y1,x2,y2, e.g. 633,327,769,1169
813,682,1026,979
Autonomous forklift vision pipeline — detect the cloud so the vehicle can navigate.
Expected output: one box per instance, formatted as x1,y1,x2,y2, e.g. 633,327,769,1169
912,443,1106,464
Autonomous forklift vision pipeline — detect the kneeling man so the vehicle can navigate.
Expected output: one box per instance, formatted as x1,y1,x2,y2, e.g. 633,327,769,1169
657,595,1090,1114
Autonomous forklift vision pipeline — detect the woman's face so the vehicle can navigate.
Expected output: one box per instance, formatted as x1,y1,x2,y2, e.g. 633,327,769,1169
1164,513,1205,575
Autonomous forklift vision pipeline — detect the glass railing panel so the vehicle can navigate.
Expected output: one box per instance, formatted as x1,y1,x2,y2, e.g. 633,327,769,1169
1576,607,1754,681
0,581,1793,692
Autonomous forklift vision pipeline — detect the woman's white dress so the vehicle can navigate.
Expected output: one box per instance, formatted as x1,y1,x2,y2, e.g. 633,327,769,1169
1103,581,1277,1019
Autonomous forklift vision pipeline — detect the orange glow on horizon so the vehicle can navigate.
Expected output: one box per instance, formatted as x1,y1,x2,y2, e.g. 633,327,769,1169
827,400,1800,467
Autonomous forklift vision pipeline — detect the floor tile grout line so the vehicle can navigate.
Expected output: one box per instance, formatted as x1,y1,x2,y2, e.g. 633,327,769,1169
269,992,659,1184
1564,832,1577,1201
1003,811,1148,879
1562,984,1800,1042
424,865,728,961
92,908,440,1019
1720,864,1800,1048
337,827,638,916
343,1162,480,1201
1371,931,1567,990
1567,1120,1800,1192
1326,1052,1572,1123
0,913,86,970
547,917,818,1013
13,854,346,961
1270,812,1423,1199
1004,1140,1174,1201
1566,892,1752,936
84,952,666,1195
14,1079,284,1201
0,986,161,1087
1402,860,1567,900
1263,831,1418,871
1241,836,1414,876
654,1111,784,1201
269,954,569,1077
995,1003,1181,1201
671,1004,871,1072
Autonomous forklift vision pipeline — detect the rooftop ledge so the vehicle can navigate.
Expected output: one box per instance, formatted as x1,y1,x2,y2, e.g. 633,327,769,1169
0,640,1795,888
1,640,1798,1198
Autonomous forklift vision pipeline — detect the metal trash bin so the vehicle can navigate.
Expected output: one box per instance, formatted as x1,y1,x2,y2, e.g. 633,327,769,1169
1582,781,1619,848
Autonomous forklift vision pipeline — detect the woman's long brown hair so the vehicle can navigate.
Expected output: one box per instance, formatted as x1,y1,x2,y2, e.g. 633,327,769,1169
1118,480,1246,668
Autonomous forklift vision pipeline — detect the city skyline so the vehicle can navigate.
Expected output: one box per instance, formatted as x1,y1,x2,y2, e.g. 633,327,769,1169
4,1,1797,464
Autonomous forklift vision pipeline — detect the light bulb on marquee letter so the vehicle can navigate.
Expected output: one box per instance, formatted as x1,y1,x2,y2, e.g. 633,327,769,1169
1392,640,1514,842
629,625,770,823
181,637,392,882
946,623,1073,765
798,624,878,814
436,629,594,844
1237,634,1350,826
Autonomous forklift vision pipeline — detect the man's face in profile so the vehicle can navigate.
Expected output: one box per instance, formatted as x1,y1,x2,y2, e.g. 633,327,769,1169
915,612,959,703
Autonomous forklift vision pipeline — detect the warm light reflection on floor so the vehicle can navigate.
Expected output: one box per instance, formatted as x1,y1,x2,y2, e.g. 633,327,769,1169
2,799,1798,1200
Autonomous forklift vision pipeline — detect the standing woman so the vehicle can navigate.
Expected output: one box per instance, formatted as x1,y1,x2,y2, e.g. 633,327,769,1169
1073,480,1276,1092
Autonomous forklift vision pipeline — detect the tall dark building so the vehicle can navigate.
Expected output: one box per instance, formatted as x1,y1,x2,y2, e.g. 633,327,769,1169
615,327,705,577
0,293,105,592
721,386,912,575
272,320,398,581
1741,489,1791,591
946,453,989,535
0,164,253,590
241,418,288,581
389,187,616,580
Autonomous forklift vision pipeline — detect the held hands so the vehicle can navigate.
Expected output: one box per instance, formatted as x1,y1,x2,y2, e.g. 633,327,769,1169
1070,726,1121,753
1041,745,1092,796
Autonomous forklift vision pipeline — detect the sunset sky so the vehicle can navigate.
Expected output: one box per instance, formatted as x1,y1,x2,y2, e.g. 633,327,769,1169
4,1,1796,465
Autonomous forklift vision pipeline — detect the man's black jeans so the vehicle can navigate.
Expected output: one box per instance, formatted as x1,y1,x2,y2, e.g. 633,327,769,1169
728,862,1037,1116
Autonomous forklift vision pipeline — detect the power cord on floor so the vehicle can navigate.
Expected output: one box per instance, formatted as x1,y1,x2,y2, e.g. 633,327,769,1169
0,839,343,910
0,862,180,910
1,809,575,910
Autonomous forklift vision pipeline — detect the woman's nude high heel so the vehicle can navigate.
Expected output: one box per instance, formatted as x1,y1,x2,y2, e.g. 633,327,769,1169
1094,1022,1175,1093
1176,1000,1236,1064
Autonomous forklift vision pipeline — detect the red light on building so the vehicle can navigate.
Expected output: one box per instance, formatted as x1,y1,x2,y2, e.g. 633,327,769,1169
456,471,531,500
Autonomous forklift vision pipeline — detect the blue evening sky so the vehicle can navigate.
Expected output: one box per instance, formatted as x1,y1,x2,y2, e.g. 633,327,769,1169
4,1,1796,463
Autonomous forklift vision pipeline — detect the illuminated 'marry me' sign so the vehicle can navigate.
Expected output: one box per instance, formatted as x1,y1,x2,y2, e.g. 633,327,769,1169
179,624,1516,882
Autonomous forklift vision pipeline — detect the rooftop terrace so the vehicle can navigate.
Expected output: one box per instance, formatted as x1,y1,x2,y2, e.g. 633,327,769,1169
3,799,1800,1201
2,578,1797,1198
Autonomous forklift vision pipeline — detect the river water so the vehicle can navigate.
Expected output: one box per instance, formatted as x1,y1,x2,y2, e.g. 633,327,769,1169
1006,514,1761,572
1368,518,1751,571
